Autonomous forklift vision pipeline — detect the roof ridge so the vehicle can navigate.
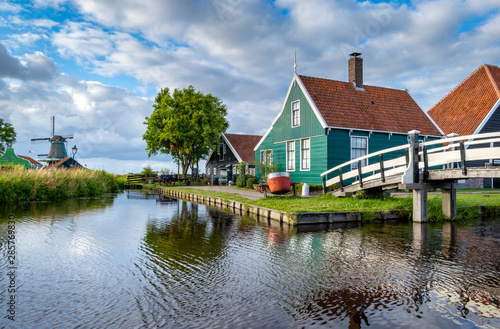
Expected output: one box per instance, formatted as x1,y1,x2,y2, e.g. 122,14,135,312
299,74,407,93
484,64,500,97
428,65,487,112
224,133,262,137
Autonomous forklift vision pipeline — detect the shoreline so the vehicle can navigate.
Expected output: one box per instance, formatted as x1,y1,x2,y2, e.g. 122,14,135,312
155,187,409,226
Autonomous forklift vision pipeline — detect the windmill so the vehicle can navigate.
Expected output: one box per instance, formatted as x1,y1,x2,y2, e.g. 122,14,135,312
31,116,74,165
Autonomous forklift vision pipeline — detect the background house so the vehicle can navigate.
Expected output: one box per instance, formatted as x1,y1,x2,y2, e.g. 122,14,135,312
206,133,262,184
255,53,443,185
428,64,500,188
0,148,35,169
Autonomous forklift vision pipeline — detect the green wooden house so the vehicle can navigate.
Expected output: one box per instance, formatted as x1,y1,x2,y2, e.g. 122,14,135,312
0,148,42,169
254,53,443,185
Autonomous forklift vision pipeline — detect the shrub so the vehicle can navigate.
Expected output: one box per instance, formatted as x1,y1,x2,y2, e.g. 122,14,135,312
246,177,259,188
236,174,247,187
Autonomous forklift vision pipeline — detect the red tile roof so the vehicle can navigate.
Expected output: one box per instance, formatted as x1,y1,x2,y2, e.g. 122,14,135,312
224,133,262,162
48,157,70,168
18,155,42,166
427,64,500,136
299,75,442,136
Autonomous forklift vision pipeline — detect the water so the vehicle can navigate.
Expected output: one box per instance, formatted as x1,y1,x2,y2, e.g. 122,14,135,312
0,190,499,328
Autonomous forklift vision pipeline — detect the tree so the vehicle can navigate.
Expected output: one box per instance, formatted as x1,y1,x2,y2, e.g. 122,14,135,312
0,118,16,155
143,86,229,178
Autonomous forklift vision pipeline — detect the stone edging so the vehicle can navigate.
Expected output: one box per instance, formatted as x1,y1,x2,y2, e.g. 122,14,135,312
155,187,408,226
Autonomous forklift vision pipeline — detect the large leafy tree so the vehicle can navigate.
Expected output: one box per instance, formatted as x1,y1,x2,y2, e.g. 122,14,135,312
0,117,16,155
143,86,229,178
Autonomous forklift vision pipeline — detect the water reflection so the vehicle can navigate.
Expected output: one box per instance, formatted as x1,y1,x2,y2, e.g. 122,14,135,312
0,191,499,329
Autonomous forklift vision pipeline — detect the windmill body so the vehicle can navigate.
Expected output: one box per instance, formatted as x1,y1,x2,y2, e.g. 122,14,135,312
31,117,82,169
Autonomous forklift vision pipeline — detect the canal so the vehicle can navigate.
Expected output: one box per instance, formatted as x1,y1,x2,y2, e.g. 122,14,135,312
0,190,499,328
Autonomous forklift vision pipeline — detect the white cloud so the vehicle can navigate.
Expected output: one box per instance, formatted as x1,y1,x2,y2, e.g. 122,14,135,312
52,22,114,62
3,0,500,173
10,32,43,46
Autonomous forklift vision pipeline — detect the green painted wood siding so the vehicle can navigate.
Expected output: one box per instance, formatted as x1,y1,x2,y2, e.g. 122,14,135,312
326,130,410,181
256,135,328,185
273,80,324,143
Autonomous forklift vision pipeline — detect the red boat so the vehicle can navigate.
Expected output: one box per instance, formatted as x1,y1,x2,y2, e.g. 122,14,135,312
266,172,292,194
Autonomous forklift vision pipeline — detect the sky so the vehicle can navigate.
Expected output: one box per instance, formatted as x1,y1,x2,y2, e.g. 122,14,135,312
0,0,499,174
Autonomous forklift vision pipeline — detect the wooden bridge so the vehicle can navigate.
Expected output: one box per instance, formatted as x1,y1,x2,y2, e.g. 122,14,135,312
321,131,500,222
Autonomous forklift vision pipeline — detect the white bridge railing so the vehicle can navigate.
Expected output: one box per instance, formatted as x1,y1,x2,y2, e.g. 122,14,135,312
320,131,500,192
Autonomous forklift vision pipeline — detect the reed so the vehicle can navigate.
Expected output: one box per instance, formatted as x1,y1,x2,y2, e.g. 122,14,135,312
0,166,126,203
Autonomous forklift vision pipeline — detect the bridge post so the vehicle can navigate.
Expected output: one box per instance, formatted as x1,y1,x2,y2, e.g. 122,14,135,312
402,130,420,184
402,131,428,222
413,186,428,222
442,183,457,219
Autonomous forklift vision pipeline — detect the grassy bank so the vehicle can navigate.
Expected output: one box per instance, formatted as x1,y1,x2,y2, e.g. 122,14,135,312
163,186,500,222
0,167,126,203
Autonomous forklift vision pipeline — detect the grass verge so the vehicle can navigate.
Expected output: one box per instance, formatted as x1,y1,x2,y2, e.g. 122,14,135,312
162,186,500,222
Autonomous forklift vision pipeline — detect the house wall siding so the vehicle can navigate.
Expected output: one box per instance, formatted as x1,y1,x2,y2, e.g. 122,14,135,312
273,80,324,143
467,104,500,168
325,130,410,180
206,138,239,180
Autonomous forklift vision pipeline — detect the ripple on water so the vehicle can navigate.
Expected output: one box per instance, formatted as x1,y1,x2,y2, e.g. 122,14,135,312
1,195,500,329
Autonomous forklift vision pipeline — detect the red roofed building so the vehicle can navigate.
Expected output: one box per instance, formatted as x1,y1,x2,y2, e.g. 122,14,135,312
18,155,43,169
206,133,262,184
428,64,500,188
255,53,443,184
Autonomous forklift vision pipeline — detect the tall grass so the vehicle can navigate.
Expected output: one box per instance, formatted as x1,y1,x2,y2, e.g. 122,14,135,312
0,166,126,203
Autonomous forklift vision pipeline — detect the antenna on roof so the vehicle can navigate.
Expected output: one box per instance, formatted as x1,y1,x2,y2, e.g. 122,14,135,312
294,50,297,74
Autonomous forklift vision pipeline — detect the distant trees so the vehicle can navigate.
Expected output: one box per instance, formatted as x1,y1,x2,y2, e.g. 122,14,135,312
0,117,16,155
143,86,229,178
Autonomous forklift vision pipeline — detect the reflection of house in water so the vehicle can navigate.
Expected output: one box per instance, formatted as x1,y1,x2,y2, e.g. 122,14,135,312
285,221,500,327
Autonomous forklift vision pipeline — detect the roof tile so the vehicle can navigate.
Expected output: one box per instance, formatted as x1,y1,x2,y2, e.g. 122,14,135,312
224,133,262,162
299,75,442,136
427,64,500,136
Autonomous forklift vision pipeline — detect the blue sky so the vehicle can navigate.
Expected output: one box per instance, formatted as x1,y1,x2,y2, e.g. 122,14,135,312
1,0,499,174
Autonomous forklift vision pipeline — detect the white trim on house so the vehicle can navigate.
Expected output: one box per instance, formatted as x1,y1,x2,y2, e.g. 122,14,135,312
291,100,300,128
273,134,325,144
423,109,445,136
472,98,500,136
325,125,443,139
220,133,243,162
254,73,329,151
296,75,329,129
286,140,296,172
350,135,369,170
300,138,311,171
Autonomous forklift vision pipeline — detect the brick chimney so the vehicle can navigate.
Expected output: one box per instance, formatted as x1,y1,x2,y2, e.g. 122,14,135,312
348,52,363,89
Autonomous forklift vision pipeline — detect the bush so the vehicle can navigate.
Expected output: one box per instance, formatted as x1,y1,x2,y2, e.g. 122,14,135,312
246,177,259,188
236,174,247,187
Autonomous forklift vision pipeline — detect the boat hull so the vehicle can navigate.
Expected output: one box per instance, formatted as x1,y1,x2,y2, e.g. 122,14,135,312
266,172,291,194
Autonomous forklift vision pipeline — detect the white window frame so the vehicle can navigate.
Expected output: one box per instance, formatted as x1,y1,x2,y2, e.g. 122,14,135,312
291,100,300,127
286,141,295,171
300,138,310,171
351,136,368,170
260,149,273,169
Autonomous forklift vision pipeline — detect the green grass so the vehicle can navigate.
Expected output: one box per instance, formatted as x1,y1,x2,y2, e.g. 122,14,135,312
165,186,500,222
0,166,126,203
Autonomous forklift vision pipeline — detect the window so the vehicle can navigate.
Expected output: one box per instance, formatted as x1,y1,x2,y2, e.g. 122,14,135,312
287,141,295,171
292,100,300,127
351,136,368,169
301,138,310,170
260,149,273,167
218,143,226,161
213,167,217,176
